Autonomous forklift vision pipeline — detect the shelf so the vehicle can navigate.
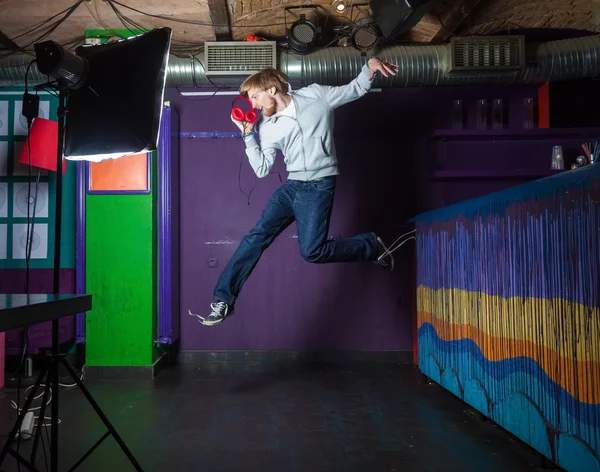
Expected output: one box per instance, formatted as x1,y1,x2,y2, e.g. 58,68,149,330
433,169,567,180
430,128,600,141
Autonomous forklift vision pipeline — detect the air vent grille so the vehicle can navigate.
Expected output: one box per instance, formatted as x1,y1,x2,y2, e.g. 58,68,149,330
204,41,276,76
450,36,525,71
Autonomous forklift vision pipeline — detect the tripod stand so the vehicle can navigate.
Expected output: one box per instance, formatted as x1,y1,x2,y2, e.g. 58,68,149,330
0,82,143,472
0,337,143,471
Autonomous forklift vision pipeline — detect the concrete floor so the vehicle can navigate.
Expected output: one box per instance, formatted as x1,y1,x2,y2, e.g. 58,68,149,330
0,361,555,472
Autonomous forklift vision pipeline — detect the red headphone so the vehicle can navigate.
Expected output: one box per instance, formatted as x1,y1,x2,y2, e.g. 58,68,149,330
231,96,257,123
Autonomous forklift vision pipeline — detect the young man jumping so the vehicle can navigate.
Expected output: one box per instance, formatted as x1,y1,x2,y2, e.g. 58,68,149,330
192,57,398,326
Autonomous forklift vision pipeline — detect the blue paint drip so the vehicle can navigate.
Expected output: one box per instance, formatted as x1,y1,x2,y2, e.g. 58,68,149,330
415,164,600,471
418,323,600,440
415,175,600,305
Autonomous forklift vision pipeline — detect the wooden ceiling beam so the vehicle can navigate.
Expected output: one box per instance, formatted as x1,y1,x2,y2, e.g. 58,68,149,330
432,0,482,42
208,0,232,41
0,29,20,51
409,0,482,43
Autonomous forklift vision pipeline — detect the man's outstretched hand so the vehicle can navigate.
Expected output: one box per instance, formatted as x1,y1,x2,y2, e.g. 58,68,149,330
367,57,398,80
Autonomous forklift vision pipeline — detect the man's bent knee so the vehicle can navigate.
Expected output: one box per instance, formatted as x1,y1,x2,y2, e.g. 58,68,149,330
300,247,327,264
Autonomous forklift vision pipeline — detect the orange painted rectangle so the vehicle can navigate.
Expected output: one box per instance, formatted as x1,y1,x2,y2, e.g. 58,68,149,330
89,152,149,193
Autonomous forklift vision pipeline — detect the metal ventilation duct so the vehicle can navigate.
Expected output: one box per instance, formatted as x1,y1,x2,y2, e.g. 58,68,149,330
450,35,526,71
1,34,600,88
204,41,277,75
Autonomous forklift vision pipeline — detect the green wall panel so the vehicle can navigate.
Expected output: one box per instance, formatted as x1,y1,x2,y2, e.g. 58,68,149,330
85,153,158,367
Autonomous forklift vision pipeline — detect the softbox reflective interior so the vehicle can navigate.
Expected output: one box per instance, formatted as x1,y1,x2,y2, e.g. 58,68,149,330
64,27,171,159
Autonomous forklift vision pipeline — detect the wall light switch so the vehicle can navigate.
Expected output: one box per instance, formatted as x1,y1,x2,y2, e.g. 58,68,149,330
208,257,218,268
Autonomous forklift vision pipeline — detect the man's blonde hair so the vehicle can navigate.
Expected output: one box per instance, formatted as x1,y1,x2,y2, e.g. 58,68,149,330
239,68,290,98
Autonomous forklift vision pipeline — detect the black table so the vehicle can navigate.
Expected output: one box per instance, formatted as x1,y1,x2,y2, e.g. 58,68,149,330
0,293,143,471
0,294,91,331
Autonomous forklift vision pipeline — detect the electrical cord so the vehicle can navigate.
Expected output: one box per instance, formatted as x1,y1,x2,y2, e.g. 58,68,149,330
7,58,78,471
107,0,289,28
0,0,370,58
10,370,85,428
0,0,85,60
3,365,85,470
236,119,283,205
238,121,256,205
83,0,111,31
4,3,79,44
24,58,37,294
0,0,361,64
106,1,149,37
16,356,22,472
0,0,189,60
15,58,39,472
238,155,255,206
4,369,83,472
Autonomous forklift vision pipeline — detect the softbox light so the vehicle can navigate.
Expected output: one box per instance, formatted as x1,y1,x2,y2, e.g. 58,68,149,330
64,27,171,161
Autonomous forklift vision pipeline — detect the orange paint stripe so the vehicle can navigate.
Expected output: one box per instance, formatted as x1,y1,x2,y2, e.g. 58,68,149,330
416,286,600,363
419,311,600,405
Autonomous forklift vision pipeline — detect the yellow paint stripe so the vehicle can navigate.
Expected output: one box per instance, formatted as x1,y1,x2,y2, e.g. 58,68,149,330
417,286,600,364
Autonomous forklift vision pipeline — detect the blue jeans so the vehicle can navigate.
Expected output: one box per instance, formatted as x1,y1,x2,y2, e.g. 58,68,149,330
213,176,378,305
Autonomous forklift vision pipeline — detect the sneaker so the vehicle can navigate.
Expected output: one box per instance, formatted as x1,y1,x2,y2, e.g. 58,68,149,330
374,236,395,271
188,301,234,326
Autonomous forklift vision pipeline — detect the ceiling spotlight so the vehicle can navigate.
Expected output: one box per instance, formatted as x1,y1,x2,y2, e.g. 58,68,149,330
287,14,319,54
333,0,346,13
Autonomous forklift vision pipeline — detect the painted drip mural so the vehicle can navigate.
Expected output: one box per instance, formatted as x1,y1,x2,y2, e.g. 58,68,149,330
414,165,600,472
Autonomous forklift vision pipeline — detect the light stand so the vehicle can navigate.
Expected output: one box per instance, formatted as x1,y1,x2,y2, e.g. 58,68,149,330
51,81,66,472
2,27,171,469
0,62,143,472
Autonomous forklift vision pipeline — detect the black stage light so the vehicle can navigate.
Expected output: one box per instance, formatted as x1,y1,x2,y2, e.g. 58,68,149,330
287,14,320,54
352,17,381,51
34,40,90,90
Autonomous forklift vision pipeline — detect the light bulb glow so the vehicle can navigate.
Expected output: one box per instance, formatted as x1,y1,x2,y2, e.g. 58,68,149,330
333,0,346,14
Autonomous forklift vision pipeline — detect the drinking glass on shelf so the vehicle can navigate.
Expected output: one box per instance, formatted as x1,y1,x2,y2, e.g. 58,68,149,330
552,145,564,169
492,99,505,129
476,99,487,130
523,98,535,129
452,100,464,129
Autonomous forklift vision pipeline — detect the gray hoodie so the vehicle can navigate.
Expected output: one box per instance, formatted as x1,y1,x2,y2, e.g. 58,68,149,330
243,63,373,181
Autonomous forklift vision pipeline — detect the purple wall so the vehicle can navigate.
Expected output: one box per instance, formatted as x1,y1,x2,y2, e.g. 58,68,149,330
168,82,540,352
0,269,76,355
